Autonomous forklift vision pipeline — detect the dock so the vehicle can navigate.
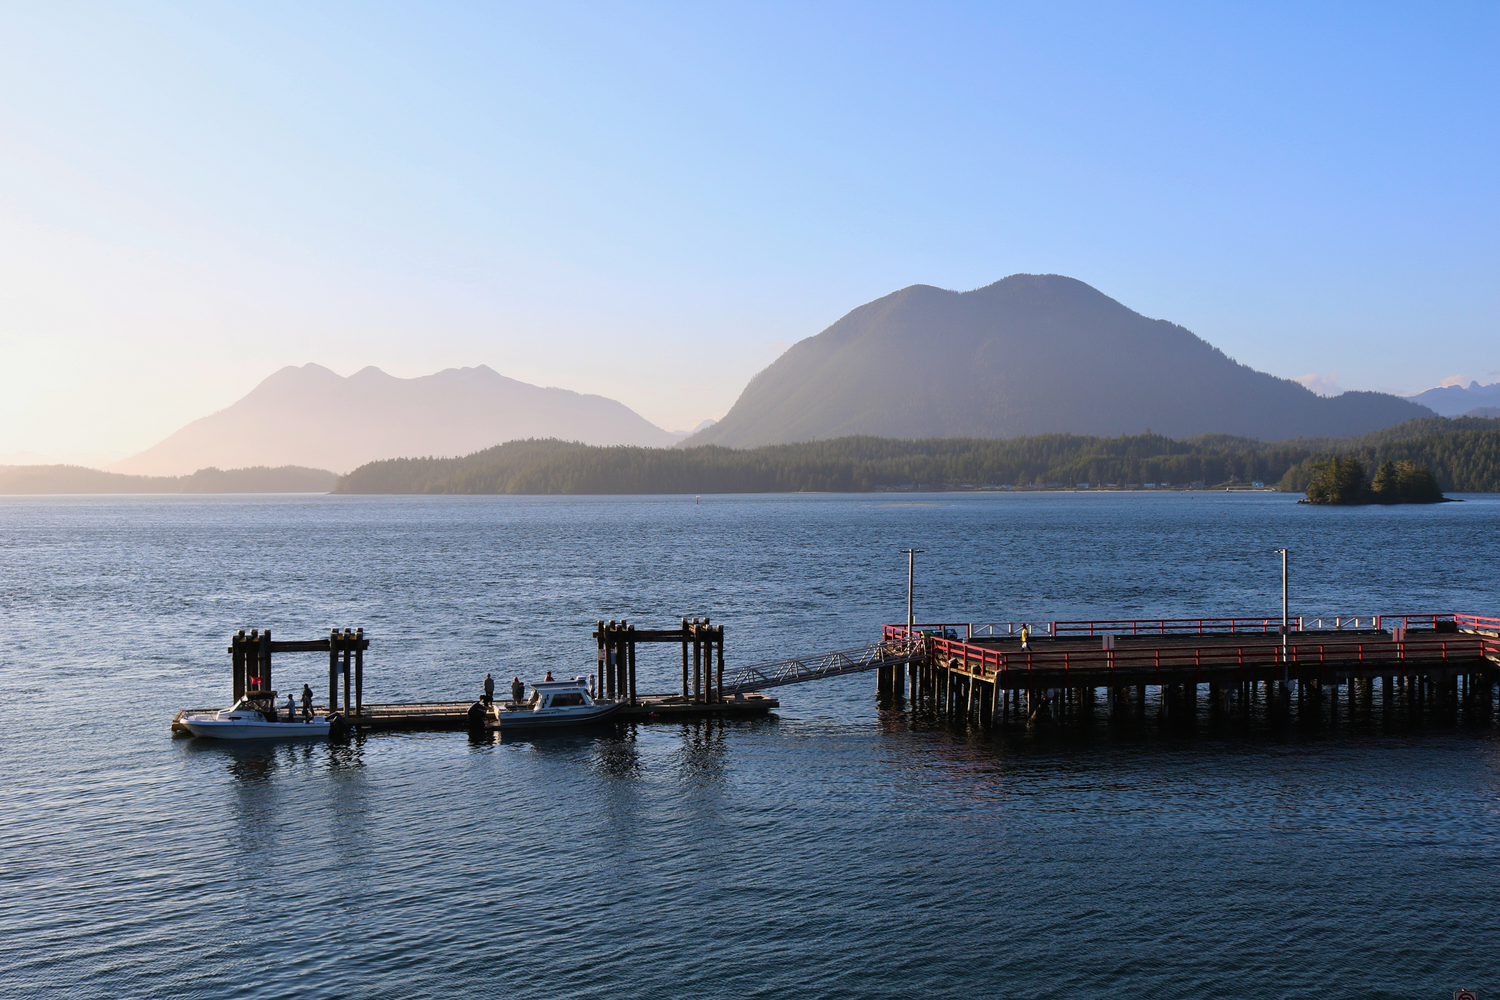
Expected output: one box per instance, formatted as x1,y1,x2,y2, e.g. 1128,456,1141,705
170,616,778,736
172,610,1499,737
879,612,1500,724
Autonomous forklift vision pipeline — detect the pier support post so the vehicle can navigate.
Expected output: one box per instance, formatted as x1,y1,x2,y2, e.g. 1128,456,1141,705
715,626,724,705
704,626,715,705
681,619,689,699
259,630,272,694
628,624,638,707
693,622,703,703
328,629,339,711
232,630,246,702
355,628,364,717
341,636,351,718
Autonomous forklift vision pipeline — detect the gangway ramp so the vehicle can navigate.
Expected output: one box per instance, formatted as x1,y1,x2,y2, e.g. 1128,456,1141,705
721,636,925,696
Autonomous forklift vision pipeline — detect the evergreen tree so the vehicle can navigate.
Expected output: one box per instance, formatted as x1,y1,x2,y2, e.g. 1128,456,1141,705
1371,460,1399,502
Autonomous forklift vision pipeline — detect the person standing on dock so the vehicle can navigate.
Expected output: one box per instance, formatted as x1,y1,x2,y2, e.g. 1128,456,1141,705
1020,626,1030,651
301,684,314,721
510,676,524,704
483,673,495,706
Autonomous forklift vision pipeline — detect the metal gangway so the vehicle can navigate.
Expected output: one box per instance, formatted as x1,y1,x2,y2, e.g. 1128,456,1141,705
720,635,927,696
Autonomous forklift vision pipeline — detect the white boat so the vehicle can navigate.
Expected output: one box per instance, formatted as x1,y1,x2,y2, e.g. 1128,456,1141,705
181,694,337,739
489,678,622,730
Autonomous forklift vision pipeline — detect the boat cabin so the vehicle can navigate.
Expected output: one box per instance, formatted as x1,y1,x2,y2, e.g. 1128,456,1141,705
521,679,600,710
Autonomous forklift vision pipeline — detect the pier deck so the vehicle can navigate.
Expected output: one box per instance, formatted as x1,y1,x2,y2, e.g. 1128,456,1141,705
880,612,1500,724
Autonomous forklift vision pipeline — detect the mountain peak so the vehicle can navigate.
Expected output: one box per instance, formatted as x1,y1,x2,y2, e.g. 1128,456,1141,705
111,365,675,475
685,275,1430,447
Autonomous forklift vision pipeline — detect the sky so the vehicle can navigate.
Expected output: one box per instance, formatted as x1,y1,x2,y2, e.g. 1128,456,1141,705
1,2,1497,463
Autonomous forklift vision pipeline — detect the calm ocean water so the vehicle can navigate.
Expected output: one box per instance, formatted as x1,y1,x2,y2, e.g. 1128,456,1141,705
1,491,1497,999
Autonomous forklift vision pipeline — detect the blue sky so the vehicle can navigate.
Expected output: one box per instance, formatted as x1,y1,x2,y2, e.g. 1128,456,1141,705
1,2,1496,460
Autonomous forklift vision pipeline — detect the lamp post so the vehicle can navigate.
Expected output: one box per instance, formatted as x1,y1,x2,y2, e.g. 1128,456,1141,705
1273,547,1289,674
900,548,924,636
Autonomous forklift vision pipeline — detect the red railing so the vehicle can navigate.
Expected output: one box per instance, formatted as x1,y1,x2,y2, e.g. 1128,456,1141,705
917,632,1483,687
1053,617,1290,635
893,614,1463,642
1049,613,1457,635
1457,613,1500,634
889,623,974,640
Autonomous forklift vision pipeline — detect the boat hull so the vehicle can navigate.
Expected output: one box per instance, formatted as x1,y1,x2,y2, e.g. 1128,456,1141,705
182,718,332,739
489,701,622,730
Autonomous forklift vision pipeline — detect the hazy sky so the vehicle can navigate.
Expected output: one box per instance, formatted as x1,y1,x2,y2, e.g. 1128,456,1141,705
2,2,1496,462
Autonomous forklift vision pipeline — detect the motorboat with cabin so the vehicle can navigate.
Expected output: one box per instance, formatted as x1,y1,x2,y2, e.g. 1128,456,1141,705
488,678,621,730
179,691,342,739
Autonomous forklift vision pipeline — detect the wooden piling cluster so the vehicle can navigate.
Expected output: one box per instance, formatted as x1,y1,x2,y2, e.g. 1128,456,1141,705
227,626,368,713
328,628,365,716
591,617,726,706
594,620,639,706
681,617,725,704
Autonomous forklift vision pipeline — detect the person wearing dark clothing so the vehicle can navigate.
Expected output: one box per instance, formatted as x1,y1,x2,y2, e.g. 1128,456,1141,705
301,684,314,721
483,673,495,706
510,676,525,704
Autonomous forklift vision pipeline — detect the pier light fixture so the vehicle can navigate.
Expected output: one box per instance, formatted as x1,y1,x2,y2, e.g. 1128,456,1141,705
1273,548,1289,671
899,548,924,635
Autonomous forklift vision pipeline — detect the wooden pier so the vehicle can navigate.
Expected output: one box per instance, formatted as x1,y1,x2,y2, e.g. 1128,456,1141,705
880,613,1500,724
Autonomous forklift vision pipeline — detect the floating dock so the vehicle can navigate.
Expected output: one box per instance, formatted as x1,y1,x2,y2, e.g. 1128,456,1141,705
171,617,778,736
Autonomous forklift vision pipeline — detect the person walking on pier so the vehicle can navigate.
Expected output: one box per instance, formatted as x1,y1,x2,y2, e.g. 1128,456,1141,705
301,684,314,721
483,673,495,706
510,676,524,704
1020,626,1030,651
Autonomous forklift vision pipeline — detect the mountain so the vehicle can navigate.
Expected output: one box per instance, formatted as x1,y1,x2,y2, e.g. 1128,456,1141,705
1406,380,1500,416
0,464,337,494
112,364,677,476
684,275,1433,448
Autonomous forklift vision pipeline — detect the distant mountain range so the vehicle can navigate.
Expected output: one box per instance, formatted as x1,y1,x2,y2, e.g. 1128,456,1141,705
112,364,677,476
1405,380,1500,417
685,275,1433,447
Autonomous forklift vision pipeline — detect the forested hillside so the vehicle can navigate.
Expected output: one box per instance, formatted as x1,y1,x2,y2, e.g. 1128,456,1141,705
1277,421,1500,493
0,464,338,494
334,417,1500,495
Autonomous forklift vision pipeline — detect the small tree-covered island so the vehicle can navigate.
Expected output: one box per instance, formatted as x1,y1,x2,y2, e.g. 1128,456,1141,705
1296,456,1452,505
